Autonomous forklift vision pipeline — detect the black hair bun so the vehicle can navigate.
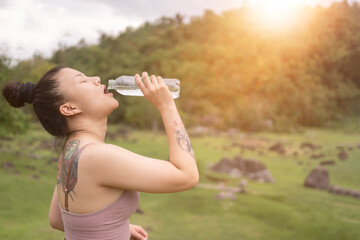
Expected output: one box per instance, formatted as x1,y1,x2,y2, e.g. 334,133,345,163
2,81,37,108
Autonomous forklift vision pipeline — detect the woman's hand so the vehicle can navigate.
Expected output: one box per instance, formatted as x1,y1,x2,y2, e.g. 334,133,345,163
135,72,175,113
130,224,148,240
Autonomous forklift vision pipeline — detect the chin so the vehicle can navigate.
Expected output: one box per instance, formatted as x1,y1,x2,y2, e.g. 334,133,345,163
109,99,119,112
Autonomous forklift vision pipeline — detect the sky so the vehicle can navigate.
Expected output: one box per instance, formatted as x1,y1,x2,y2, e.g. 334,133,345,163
0,0,357,61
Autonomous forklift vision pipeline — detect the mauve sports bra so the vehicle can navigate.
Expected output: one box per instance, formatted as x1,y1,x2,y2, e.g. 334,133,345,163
60,190,140,240
58,144,140,240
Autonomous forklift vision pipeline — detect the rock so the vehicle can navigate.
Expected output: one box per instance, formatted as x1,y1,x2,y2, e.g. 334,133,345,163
319,160,336,166
232,155,245,170
30,174,40,180
352,190,360,198
135,207,145,215
239,139,264,151
3,162,15,170
246,172,256,180
304,166,329,190
40,141,53,149
243,158,266,173
328,185,360,199
47,157,58,165
13,170,21,176
344,189,353,196
210,157,235,174
215,191,236,200
255,169,275,183
328,185,345,195
28,154,41,160
238,179,248,189
229,168,243,178
25,165,36,170
310,153,325,159
269,142,286,154
338,151,348,161
300,142,322,150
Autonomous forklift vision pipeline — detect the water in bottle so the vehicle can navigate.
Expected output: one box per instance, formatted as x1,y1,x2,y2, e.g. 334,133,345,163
107,76,180,99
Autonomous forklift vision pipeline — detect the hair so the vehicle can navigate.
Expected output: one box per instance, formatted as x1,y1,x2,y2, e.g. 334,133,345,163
2,66,68,137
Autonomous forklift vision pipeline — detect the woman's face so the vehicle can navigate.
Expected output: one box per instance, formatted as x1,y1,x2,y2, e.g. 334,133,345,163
57,68,119,118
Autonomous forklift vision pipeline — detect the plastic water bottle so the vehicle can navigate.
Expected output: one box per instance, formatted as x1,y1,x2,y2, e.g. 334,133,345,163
107,76,180,99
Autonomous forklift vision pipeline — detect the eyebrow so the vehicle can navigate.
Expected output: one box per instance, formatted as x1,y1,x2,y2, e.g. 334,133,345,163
73,73,84,79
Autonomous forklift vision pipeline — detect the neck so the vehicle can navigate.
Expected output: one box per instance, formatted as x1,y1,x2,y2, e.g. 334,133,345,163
66,116,108,144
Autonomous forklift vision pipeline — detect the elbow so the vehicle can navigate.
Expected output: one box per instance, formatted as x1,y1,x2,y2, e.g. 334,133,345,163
183,170,199,190
49,215,63,231
191,170,200,187
49,219,57,230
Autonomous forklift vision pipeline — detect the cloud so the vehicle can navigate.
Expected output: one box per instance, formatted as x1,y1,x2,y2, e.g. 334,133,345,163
0,0,143,60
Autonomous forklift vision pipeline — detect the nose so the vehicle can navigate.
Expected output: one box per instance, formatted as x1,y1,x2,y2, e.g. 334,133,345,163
93,76,101,86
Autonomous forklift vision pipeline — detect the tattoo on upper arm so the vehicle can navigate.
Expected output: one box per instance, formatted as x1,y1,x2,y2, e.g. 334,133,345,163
56,140,81,201
173,120,195,158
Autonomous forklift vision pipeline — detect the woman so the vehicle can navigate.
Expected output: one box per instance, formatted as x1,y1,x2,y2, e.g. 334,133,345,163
2,66,199,240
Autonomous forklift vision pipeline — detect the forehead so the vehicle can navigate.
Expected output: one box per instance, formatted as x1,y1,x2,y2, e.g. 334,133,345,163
58,68,82,83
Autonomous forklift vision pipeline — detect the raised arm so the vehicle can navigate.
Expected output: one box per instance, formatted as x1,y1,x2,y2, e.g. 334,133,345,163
88,72,198,193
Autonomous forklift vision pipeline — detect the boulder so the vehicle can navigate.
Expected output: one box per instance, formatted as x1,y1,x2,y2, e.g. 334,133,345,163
255,169,275,183
232,155,245,170
269,142,286,154
229,168,243,178
338,151,348,161
310,153,325,159
238,179,248,189
319,160,336,166
300,142,322,150
352,190,360,198
328,185,345,195
304,166,329,190
3,162,15,170
243,158,266,173
210,157,234,174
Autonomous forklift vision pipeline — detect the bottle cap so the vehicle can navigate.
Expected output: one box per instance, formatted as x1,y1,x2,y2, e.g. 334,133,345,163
107,80,114,90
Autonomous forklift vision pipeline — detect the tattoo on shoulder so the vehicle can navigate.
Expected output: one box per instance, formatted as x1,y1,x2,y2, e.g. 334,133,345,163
173,120,195,158
56,140,81,201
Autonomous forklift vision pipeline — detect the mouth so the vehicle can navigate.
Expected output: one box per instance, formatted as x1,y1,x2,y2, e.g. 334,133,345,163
102,85,107,94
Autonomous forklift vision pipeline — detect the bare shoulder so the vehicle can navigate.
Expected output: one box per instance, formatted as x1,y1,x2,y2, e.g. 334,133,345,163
80,143,130,165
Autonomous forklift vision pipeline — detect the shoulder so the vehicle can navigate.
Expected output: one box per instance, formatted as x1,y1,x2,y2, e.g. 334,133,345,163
81,143,126,161
79,143,133,170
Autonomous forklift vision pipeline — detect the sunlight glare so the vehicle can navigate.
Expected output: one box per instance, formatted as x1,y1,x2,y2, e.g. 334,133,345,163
250,0,306,31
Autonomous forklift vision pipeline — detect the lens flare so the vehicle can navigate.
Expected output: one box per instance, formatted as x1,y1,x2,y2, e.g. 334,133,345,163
249,0,307,31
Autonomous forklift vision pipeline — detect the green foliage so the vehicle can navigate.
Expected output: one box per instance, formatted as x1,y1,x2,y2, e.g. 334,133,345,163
7,1,360,132
0,55,31,137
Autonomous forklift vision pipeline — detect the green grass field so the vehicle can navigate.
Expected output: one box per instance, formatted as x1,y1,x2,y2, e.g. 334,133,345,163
1,119,360,240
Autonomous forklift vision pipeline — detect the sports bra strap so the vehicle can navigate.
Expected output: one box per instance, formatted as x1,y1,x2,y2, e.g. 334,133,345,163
63,143,94,212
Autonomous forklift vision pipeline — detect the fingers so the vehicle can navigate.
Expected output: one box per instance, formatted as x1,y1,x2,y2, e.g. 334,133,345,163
157,76,165,85
137,72,162,89
141,72,152,89
135,74,145,91
136,226,148,238
131,226,148,240
150,75,159,87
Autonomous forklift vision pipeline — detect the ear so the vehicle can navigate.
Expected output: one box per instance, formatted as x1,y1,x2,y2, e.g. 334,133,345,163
59,102,81,117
